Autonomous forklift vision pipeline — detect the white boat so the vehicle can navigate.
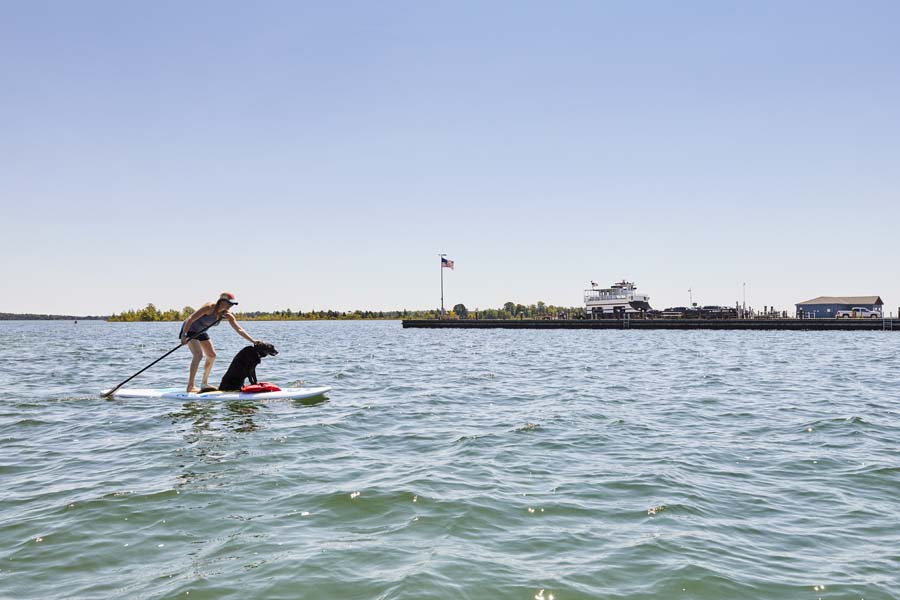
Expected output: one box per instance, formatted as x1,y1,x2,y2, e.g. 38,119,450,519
584,280,652,318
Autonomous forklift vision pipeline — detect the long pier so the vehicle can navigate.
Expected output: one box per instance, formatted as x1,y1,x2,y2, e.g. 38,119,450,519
402,318,899,331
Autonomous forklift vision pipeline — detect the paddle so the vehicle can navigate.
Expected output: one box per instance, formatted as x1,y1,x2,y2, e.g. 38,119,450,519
101,318,221,398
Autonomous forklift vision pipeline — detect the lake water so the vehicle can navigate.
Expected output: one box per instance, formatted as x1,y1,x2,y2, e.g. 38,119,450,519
1,320,898,599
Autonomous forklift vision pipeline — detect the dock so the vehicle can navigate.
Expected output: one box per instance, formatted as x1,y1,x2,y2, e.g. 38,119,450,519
402,318,899,331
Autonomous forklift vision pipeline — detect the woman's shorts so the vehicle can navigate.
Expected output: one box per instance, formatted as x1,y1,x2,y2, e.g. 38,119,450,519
179,325,210,342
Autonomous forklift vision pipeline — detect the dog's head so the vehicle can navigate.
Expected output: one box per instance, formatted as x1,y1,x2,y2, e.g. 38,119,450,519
254,341,279,357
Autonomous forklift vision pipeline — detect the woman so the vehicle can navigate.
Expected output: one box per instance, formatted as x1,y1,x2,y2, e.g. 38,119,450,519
180,292,258,392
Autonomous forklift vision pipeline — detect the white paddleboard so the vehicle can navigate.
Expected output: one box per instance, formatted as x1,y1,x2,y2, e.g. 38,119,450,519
103,386,331,401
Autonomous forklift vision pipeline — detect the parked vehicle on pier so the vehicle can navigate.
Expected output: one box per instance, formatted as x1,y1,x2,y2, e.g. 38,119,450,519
700,306,738,319
835,307,881,319
662,306,688,318
660,305,737,319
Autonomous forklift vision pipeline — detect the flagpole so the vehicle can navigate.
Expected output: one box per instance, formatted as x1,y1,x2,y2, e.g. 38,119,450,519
439,253,446,316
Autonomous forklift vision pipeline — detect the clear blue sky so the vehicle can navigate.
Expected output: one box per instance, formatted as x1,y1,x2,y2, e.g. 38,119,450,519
2,1,898,315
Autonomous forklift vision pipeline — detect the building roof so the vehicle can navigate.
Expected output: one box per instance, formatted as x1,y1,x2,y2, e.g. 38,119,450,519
796,296,883,306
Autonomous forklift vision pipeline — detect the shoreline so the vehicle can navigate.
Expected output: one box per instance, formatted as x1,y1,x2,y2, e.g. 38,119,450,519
0,313,107,321
0,316,404,322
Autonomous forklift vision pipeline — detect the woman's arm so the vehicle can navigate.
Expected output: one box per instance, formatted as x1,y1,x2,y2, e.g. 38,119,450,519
224,312,257,343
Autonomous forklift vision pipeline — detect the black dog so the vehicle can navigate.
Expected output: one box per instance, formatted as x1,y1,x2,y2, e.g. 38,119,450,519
218,341,279,391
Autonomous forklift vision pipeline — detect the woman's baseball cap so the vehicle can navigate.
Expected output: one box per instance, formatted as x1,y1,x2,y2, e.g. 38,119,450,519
219,292,239,305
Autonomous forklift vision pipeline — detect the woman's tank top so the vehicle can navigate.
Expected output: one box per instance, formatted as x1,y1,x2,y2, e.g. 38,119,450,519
187,311,221,335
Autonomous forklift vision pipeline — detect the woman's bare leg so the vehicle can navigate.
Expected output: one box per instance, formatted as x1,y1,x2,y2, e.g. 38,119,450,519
187,340,203,392
199,340,217,388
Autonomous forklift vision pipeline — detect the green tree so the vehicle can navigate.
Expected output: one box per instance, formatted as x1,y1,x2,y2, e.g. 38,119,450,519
452,303,468,318
141,303,160,321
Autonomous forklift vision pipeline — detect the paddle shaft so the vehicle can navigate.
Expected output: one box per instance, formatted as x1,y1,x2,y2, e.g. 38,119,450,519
102,318,221,397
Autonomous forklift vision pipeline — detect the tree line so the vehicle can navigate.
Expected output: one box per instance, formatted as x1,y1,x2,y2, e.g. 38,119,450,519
108,305,197,322
0,312,106,321
108,304,436,321
107,301,584,322
450,301,580,320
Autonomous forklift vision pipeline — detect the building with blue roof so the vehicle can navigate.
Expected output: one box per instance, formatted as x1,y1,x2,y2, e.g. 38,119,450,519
795,296,883,319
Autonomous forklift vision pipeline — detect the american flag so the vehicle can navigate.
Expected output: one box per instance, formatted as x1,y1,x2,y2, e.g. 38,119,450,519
442,257,454,270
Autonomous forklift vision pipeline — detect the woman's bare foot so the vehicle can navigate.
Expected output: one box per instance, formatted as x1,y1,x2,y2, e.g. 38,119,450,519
187,386,200,393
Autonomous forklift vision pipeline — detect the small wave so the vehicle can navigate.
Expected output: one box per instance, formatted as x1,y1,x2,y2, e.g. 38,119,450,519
606,384,630,391
11,418,54,427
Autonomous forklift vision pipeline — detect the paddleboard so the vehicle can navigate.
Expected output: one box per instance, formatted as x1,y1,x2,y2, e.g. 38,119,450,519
103,386,331,401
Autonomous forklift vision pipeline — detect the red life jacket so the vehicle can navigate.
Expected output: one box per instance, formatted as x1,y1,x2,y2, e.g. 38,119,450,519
241,382,282,393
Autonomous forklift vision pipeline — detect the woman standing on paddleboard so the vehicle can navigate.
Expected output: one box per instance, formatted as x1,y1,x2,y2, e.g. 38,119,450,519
180,292,258,392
